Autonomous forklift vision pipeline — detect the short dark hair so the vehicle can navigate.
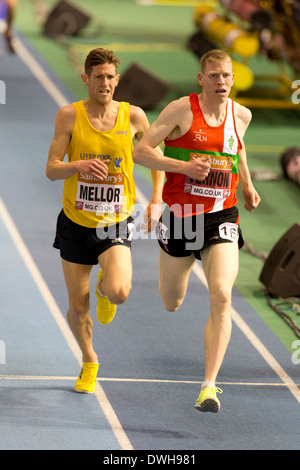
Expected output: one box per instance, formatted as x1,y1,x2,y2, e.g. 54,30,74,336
84,48,121,76
280,147,300,178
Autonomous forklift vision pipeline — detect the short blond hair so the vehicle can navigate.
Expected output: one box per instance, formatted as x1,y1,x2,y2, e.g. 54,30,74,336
200,49,232,72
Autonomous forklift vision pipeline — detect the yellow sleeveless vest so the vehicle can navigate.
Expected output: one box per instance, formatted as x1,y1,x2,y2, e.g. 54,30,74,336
62,100,135,228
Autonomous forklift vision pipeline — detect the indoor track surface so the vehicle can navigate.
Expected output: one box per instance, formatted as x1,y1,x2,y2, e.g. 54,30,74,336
0,5,300,452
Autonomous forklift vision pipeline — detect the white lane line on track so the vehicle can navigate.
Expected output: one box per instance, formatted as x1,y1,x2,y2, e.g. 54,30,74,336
0,197,133,451
12,35,299,415
192,263,300,404
135,144,300,405
13,37,70,108
0,375,299,387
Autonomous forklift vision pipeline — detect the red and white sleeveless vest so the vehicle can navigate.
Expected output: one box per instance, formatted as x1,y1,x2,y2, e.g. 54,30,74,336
163,93,242,217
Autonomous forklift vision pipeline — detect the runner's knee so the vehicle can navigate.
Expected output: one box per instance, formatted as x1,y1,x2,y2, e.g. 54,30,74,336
163,300,181,312
210,286,232,313
68,295,90,321
106,282,132,305
159,282,183,312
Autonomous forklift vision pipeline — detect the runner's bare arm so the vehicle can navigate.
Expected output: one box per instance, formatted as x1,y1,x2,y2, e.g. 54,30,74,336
238,144,261,212
132,99,210,181
130,105,165,232
131,105,165,201
46,105,109,181
234,105,261,212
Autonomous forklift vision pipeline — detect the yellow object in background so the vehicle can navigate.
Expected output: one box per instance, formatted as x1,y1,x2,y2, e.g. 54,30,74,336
194,5,260,57
232,60,254,91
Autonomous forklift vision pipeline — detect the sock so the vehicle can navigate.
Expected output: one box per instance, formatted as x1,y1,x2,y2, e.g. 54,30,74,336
97,278,104,297
201,381,215,390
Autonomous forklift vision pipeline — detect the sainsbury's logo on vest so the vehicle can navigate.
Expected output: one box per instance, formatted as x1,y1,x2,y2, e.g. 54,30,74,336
190,153,233,170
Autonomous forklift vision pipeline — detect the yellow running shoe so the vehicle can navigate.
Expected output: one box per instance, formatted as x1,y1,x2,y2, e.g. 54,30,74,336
195,385,223,413
74,362,99,394
95,270,117,325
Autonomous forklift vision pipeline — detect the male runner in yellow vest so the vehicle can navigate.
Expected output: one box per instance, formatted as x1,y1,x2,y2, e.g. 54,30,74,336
46,48,164,393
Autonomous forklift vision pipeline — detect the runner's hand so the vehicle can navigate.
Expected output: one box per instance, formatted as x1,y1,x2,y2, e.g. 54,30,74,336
242,185,261,212
184,157,210,181
77,159,110,180
141,202,162,234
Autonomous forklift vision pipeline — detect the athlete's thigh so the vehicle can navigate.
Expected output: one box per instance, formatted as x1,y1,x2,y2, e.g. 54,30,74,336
98,244,132,286
62,259,93,306
159,247,195,310
201,241,239,293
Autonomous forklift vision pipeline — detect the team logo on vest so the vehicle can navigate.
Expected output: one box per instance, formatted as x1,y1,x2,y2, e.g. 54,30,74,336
228,135,235,150
114,130,128,136
193,129,208,142
114,156,123,170
79,153,111,163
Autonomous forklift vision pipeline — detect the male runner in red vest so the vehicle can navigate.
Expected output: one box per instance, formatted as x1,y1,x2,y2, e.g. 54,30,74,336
133,49,260,413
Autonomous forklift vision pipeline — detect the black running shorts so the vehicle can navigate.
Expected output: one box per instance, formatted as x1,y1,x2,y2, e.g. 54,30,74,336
157,205,244,260
53,209,134,265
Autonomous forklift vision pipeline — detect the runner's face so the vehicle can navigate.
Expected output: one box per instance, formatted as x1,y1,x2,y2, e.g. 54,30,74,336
83,63,120,104
286,154,300,185
198,60,234,102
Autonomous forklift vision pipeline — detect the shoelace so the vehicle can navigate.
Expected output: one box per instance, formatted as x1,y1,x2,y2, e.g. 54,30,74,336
203,386,223,395
81,364,98,382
